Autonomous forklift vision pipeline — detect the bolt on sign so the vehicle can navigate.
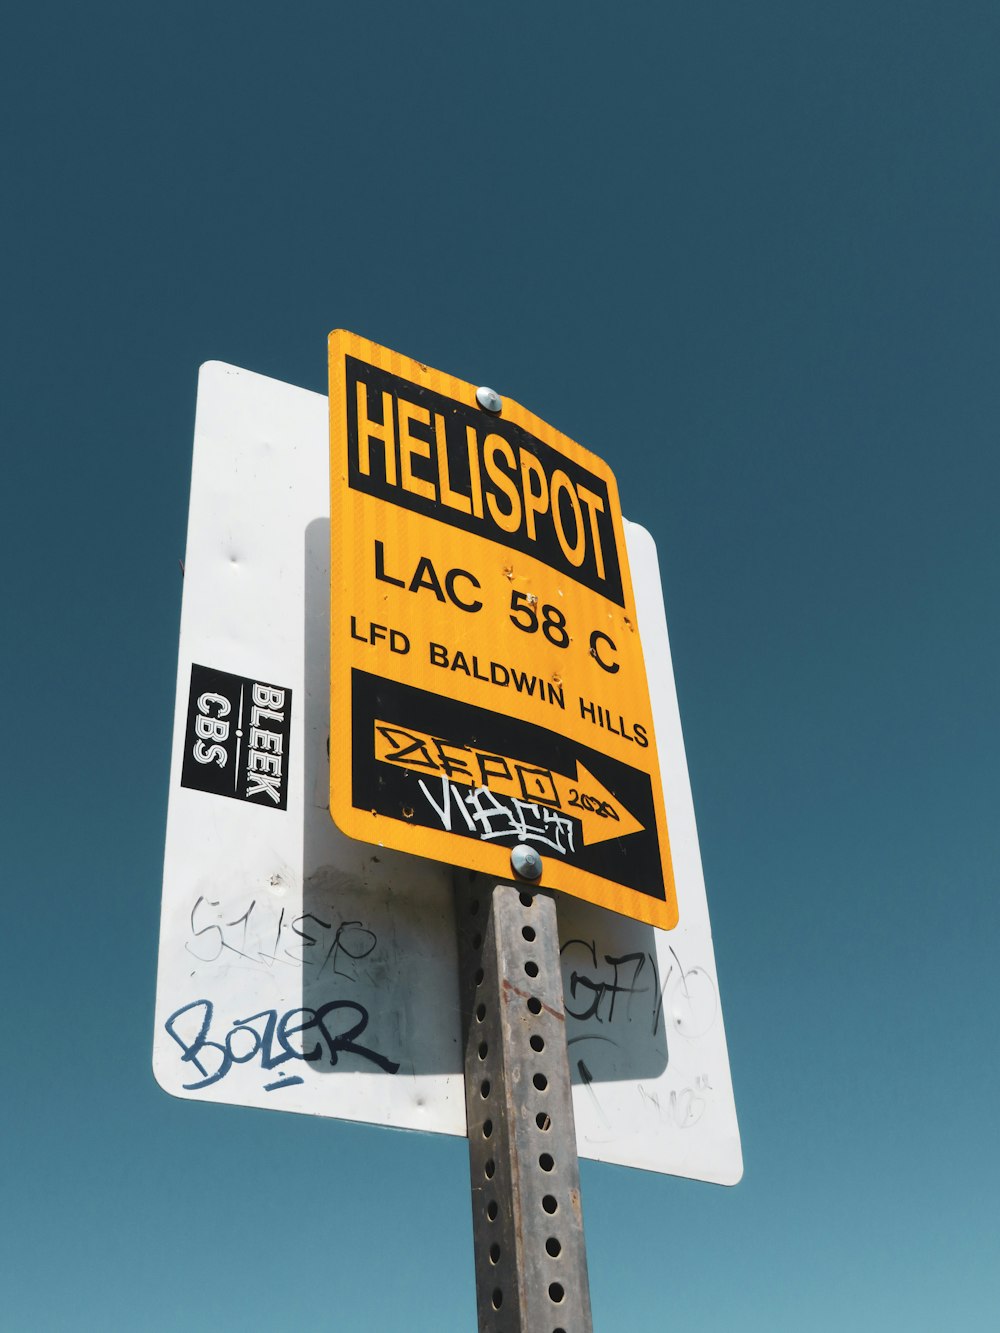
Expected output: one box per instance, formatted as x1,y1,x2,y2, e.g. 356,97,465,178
328,332,678,930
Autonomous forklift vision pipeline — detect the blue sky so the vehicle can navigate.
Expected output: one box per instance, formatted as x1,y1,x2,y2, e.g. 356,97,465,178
4,3,998,1329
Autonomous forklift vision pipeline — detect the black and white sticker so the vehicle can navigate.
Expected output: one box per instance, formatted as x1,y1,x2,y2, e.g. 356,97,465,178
180,664,292,810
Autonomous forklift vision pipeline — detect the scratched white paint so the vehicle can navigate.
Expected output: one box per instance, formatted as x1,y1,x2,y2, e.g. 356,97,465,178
154,362,742,1184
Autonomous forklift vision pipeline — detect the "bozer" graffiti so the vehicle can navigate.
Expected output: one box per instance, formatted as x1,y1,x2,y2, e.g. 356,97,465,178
164,997,399,1092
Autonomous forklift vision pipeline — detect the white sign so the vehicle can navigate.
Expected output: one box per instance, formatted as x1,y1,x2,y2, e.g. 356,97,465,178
154,361,743,1184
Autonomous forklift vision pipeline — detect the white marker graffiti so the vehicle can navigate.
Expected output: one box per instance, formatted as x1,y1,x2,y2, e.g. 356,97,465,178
417,776,576,855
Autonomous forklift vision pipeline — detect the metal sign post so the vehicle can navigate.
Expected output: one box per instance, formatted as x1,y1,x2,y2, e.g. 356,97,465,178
455,864,593,1332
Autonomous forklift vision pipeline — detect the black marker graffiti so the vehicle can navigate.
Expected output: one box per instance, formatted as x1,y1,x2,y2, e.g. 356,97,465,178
561,938,718,1039
561,936,718,1128
561,939,650,1026
184,897,379,979
164,998,400,1091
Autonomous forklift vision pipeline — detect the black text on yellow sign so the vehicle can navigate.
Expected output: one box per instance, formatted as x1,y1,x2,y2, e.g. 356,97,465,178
329,331,678,930
373,719,645,845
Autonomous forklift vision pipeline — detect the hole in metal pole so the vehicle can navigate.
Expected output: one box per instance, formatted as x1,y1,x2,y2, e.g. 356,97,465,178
542,1194,558,1214
480,1079,491,1098
548,1282,565,1304
533,1073,548,1091
492,1288,503,1310
483,1119,493,1139
487,1201,498,1221
476,1003,487,1022
545,1237,561,1257
519,892,534,907
536,1112,551,1131
489,1243,501,1265
474,968,484,986
539,1153,554,1172
522,925,536,942
472,933,482,950
470,900,480,915
484,1159,495,1179
530,1035,545,1052
525,960,539,978
527,997,542,1015
478,1041,488,1060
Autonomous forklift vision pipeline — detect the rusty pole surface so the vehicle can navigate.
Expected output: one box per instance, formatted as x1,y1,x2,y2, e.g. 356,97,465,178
455,872,594,1333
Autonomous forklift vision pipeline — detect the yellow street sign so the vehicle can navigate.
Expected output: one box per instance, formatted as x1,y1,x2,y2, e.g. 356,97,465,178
328,331,678,929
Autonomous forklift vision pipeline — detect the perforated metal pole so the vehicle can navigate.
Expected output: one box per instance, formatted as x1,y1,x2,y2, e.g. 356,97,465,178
455,871,594,1333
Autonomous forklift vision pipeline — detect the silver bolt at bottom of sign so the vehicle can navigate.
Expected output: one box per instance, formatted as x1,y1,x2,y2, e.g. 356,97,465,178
476,386,503,414
510,844,543,882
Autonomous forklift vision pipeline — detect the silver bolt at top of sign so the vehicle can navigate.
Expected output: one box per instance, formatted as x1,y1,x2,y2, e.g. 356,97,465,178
476,386,503,414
